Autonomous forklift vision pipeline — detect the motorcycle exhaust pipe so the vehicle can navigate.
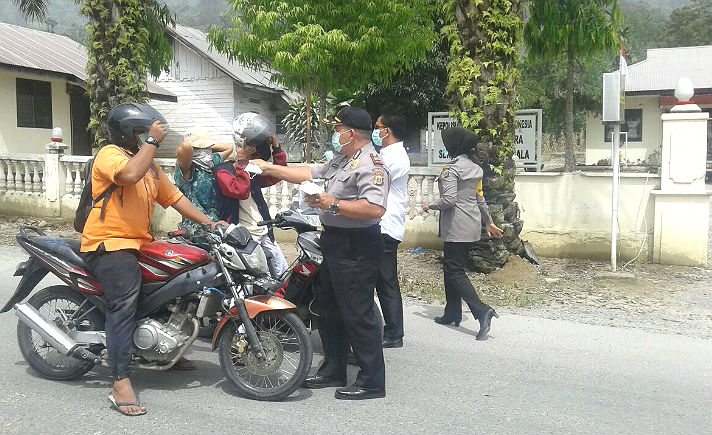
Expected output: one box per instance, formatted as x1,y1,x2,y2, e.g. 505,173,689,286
14,303,100,364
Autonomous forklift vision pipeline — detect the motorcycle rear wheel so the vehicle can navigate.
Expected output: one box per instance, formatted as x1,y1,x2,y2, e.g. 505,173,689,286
218,311,312,401
17,285,105,381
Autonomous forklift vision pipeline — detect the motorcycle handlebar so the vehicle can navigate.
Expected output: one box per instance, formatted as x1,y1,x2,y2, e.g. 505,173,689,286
258,218,281,227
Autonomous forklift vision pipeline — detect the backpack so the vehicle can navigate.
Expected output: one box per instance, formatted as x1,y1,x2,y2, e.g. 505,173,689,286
73,146,128,233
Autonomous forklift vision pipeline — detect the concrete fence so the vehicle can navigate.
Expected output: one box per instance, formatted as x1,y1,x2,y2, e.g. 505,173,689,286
0,144,671,264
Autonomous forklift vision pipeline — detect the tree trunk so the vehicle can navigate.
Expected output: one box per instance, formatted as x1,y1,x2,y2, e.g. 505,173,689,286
305,83,312,162
449,0,535,272
564,48,576,171
83,0,150,148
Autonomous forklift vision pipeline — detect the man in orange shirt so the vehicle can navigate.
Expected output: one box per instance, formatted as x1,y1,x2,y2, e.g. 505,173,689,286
81,103,221,416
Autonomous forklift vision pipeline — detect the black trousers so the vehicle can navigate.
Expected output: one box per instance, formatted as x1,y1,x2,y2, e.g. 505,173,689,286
375,234,403,340
442,242,490,321
316,225,385,389
84,247,142,380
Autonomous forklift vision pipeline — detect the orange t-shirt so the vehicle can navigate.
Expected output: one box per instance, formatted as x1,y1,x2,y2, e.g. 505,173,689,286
81,145,183,252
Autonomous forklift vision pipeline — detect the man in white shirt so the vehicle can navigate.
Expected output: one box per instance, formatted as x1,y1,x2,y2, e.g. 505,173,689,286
372,113,410,348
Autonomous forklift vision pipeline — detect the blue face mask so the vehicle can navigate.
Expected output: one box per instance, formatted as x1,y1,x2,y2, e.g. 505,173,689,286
371,128,385,147
331,129,352,154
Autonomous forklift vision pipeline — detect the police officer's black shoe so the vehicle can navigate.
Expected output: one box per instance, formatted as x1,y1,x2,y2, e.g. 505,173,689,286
476,308,499,340
303,374,347,389
335,384,386,400
382,337,403,348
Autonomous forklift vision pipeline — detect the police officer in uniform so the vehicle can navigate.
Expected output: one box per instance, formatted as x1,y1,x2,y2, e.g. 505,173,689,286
252,107,389,400
423,127,503,340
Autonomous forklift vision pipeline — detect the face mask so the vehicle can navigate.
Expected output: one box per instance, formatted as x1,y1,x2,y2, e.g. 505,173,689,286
138,132,149,143
371,128,386,147
331,129,352,154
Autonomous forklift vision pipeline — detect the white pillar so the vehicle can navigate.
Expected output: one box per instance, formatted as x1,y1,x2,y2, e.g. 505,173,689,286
652,79,710,266
45,141,67,203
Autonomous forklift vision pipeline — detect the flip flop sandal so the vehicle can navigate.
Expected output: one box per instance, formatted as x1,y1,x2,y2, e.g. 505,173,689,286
108,394,147,416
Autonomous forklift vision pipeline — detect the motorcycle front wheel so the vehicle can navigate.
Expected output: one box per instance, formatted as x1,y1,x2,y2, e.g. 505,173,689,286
218,311,312,401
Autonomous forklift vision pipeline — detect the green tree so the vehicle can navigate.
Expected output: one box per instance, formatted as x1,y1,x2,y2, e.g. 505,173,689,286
665,0,712,47
620,1,669,63
13,0,175,147
524,0,622,172
208,0,436,161
442,0,532,271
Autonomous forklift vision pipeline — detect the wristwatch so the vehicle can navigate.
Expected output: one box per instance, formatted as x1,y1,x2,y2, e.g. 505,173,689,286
145,136,160,148
329,198,340,215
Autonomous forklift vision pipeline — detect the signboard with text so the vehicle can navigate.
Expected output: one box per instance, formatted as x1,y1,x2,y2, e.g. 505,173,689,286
428,113,459,165
513,109,542,171
427,110,542,171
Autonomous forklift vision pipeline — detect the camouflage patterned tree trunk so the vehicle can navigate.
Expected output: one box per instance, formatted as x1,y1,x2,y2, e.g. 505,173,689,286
444,0,531,272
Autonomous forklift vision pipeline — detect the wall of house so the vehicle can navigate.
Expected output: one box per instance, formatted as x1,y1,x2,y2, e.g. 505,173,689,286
0,71,72,155
150,39,287,158
585,95,663,165
150,74,235,158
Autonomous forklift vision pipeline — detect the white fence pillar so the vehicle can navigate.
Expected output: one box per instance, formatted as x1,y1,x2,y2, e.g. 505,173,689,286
652,81,711,266
45,142,67,203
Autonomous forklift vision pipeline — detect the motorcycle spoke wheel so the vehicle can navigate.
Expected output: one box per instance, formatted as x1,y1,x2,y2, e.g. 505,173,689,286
218,311,312,401
17,286,104,381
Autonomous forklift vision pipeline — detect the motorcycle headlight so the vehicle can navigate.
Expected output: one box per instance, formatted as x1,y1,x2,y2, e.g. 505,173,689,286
240,247,270,275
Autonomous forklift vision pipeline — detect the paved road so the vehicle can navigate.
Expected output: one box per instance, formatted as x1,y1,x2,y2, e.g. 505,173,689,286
0,245,710,435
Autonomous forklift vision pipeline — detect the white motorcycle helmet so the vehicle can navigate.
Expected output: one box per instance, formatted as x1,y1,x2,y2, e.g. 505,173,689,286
232,112,275,160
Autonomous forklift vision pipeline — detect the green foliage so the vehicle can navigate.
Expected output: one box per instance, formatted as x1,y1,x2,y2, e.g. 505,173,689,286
81,0,175,147
442,0,523,165
282,96,323,160
524,0,621,171
525,0,622,60
208,0,436,95
620,1,669,63
665,0,712,47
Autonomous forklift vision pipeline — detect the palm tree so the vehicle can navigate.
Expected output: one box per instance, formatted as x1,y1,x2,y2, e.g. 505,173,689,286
525,0,621,171
443,0,536,272
13,0,174,147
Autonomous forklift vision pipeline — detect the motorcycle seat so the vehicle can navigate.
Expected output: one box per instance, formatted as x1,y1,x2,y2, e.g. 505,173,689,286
31,236,89,270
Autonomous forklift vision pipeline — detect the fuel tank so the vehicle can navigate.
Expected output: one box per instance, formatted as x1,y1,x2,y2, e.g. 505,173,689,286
137,241,211,282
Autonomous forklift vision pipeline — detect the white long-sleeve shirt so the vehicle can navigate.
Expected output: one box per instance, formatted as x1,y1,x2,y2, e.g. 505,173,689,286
379,141,410,241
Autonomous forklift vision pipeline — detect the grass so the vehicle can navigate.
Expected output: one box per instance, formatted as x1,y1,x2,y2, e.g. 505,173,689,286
400,276,540,308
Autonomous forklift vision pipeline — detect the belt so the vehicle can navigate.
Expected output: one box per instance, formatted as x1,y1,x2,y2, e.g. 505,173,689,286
323,224,380,236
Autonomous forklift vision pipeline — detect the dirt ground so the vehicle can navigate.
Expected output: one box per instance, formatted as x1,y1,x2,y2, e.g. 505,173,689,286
2,214,711,339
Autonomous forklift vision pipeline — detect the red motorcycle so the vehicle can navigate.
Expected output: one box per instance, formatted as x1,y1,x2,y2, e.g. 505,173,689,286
2,224,313,401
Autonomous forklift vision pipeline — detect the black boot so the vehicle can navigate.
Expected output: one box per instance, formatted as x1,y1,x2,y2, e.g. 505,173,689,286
476,308,499,340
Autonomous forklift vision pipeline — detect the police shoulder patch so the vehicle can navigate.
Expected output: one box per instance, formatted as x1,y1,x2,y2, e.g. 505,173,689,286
370,153,384,166
372,167,385,176
373,175,384,186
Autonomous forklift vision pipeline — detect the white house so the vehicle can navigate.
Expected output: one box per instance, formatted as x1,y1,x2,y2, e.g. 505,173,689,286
150,24,297,156
0,23,176,156
585,45,712,165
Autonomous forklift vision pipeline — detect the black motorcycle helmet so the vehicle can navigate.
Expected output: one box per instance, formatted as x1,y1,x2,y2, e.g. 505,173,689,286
107,102,167,147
